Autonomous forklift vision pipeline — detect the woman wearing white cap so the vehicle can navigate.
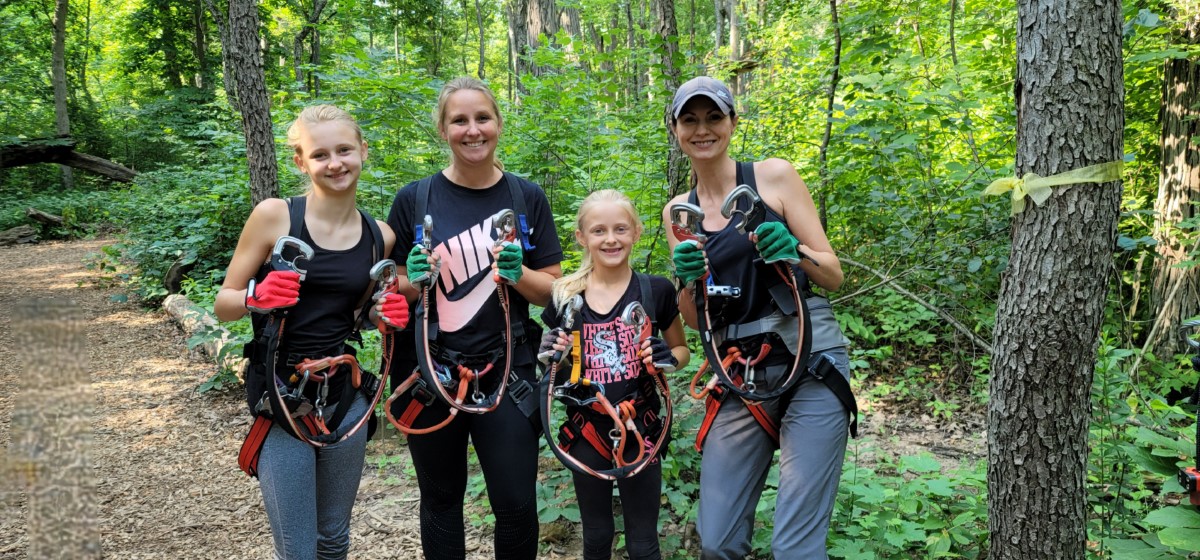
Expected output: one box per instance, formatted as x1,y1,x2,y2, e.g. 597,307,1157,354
661,76,855,559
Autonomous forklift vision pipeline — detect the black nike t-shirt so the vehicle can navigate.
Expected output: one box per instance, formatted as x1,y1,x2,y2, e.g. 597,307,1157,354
387,171,563,354
541,274,678,403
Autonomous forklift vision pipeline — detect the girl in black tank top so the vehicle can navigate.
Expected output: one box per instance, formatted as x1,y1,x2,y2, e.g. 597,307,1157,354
213,105,402,559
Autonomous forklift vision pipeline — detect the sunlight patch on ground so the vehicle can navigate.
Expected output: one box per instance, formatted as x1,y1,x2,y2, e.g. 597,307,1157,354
90,312,162,328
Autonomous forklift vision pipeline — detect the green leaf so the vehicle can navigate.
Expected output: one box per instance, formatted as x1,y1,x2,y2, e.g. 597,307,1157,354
1144,506,1200,529
899,454,942,474
967,257,982,273
1157,527,1200,551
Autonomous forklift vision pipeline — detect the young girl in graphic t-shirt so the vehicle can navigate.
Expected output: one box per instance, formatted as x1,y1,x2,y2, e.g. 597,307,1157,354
538,189,690,560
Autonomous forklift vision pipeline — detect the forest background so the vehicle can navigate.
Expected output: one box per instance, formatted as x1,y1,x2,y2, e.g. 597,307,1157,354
2,0,1200,556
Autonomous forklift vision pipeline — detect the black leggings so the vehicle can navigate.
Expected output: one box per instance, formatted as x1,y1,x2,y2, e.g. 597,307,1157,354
569,439,663,560
407,374,540,560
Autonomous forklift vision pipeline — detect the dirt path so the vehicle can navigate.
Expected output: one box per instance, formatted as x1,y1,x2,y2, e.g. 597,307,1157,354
0,237,985,559
0,238,502,559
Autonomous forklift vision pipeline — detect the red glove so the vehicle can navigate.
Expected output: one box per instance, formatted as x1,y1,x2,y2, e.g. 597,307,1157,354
245,270,301,313
376,293,410,333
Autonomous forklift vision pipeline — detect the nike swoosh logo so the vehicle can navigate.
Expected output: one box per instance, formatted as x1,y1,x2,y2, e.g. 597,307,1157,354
434,263,497,333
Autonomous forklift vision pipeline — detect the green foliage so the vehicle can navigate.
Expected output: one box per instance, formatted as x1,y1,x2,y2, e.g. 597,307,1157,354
831,452,988,559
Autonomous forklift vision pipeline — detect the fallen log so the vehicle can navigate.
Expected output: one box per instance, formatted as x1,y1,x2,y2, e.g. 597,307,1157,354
1,138,137,183
163,294,247,380
25,207,63,226
0,225,37,246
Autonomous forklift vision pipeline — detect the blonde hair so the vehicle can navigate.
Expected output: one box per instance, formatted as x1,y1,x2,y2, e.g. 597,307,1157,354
286,104,364,157
434,77,505,171
552,190,644,306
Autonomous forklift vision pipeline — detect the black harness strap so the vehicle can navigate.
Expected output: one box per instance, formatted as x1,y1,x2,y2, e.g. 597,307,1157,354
539,273,672,480
401,172,536,422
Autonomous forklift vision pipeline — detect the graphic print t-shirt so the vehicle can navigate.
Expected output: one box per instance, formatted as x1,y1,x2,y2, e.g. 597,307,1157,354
541,274,678,403
387,172,563,354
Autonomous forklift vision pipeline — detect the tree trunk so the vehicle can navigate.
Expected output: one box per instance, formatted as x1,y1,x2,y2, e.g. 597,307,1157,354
203,0,241,113
712,0,723,53
475,0,485,79
987,1,1124,558
728,0,739,93
228,0,279,206
817,0,842,231
51,0,73,190
652,0,685,271
193,0,210,89
1149,19,1200,360
292,0,329,93
624,0,637,98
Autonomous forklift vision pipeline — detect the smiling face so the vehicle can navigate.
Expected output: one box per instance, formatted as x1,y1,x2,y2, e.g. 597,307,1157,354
292,120,367,194
671,96,737,162
576,200,641,271
439,89,502,168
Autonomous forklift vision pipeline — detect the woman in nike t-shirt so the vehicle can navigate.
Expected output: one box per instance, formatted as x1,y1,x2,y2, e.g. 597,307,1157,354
384,77,563,560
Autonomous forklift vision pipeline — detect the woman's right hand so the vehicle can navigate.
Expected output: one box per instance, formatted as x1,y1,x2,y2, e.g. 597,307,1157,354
406,244,434,286
672,240,706,286
245,270,301,313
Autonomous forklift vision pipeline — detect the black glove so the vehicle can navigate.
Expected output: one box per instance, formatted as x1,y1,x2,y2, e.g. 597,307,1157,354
643,336,678,373
537,328,569,366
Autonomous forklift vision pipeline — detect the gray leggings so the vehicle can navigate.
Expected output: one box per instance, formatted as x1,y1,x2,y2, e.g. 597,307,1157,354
257,393,370,560
696,347,850,560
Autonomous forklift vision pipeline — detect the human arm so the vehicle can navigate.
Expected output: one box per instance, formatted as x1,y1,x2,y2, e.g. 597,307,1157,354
214,198,293,322
754,159,844,291
642,316,689,372
508,263,562,307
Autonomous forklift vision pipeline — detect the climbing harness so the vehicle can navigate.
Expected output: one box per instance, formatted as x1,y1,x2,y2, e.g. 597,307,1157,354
386,174,540,435
674,184,811,403
238,197,390,477
1179,318,1200,506
675,163,858,451
539,279,673,480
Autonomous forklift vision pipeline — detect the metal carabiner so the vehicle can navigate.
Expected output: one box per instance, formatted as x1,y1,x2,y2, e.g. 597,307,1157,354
491,209,518,247
271,236,315,280
412,214,439,286
1182,319,1200,350
720,184,764,236
370,259,399,300
669,202,707,244
550,295,585,364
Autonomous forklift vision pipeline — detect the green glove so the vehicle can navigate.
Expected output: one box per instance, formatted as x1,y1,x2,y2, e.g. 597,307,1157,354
495,242,524,285
406,244,433,286
672,240,707,286
753,222,801,265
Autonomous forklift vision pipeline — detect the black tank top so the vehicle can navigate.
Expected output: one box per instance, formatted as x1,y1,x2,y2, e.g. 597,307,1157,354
269,213,374,357
691,163,790,329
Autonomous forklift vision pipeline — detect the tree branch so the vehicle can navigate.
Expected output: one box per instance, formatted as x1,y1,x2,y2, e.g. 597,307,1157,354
838,256,993,354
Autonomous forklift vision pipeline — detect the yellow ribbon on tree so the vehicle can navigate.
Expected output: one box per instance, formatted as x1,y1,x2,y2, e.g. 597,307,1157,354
982,161,1124,215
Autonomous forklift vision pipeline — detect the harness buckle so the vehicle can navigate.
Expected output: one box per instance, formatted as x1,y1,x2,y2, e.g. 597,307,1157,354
410,378,438,407
810,353,838,381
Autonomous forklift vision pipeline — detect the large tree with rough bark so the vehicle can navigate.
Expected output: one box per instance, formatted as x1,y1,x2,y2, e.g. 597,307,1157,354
987,0,1124,558
226,0,278,206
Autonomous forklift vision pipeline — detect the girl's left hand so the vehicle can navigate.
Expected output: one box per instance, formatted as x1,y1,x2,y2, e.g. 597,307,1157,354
374,292,410,333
